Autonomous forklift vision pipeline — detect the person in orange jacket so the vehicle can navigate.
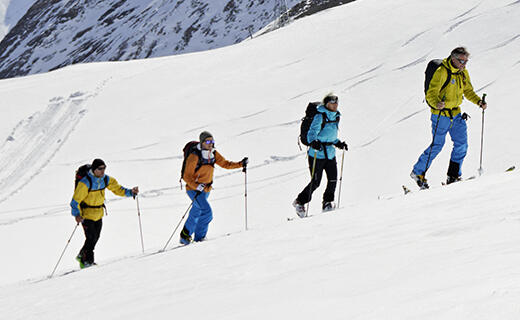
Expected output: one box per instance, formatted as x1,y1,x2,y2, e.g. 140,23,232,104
180,131,247,244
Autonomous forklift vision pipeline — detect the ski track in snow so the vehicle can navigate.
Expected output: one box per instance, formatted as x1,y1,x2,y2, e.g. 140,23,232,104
332,63,384,86
444,15,479,34
487,34,520,50
394,53,430,71
451,3,482,20
401,30,429,48
0,91,95,205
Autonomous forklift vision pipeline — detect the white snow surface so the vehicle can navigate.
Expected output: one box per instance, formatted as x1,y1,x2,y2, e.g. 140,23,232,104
1,0,520,318
0,0,35,40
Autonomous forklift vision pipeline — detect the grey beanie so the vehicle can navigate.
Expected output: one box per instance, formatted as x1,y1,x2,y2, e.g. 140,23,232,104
199,131,213,143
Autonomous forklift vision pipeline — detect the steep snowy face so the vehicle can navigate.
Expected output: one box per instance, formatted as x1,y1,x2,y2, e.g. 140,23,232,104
0,0,302,79
0,0,36,40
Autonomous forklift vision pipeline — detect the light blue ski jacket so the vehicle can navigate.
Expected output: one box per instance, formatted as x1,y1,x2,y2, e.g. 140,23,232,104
307,105,340,160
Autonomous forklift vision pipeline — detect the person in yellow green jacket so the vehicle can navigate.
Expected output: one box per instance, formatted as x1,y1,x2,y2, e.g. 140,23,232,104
70,158,138,268
180,131,247,244
411,47,488,189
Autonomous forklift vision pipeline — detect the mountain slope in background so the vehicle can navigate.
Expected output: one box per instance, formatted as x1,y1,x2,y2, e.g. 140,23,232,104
0,0,353,79
0,0,304,79
0,0,36,39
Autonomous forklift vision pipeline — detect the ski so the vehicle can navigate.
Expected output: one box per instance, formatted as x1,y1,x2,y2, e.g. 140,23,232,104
288,207,339,221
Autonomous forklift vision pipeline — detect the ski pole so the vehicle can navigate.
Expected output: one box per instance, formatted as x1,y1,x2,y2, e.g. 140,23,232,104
161,192,200,252
306,150,318,216
478,93,487,176
134,194,145,254
243,165,248,231
50,222,79,278
337,149,345,209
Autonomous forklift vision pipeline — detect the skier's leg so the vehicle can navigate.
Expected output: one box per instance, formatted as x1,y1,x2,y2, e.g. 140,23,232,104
412,114,451,175
183,190,204,236
79,219,100,264
323,158,338,202
296,157,326,204
448,114,468,177
193,192,212,241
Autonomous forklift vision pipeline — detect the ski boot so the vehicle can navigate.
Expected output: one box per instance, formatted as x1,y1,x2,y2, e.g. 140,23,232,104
410,171,429,189
76,254,85,269
446,175,462,185
76,255,96,269
322,201,335,212
292,199,306,218
179,227,192,245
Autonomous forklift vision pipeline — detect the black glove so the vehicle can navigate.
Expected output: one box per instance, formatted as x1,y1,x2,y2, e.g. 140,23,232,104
334,141,348,150
240,157,249,168
310,140,322,150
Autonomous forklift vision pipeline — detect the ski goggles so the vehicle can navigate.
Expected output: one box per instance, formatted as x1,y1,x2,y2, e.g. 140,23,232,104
203,140,215,144
456,57,468,65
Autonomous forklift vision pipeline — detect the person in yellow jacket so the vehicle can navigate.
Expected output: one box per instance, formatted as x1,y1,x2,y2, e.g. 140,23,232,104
180,131,247,244
70,158,138,268
411,47,488,188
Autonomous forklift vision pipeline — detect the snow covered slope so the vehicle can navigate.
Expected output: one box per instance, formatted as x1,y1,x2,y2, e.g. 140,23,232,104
0,0,519,318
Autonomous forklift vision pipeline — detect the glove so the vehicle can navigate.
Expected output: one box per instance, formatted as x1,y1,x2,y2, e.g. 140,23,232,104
310,140,322,150
334,141,348,150
196,184,205,192
240,157,249,168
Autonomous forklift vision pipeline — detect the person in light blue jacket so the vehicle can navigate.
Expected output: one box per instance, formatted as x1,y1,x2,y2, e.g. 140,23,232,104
293,94,348,217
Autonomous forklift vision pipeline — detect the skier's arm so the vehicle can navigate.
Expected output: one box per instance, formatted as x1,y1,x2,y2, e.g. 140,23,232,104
215,151,242,169
106,176,133,197
426,68,446,108
307,113,323,143
183,153,202,189
70,182,89,217
462,71,481,105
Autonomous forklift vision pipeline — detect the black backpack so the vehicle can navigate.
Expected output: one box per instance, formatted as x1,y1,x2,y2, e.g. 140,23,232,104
424,59,452,100
299,102,340,146
75,164,108,192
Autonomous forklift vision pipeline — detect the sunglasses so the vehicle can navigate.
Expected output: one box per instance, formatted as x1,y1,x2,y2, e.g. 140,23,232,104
95,166,106,171
456,57,468,65
204,140,215,144
328,99,338,104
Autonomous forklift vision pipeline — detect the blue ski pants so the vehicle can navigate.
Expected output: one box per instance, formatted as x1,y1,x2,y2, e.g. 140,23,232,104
413,113,468,176
184,190,213,241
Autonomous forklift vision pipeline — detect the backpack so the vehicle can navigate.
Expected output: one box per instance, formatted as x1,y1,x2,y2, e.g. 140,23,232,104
75,164,108,192
180,141,213,189
299,102,340,146
424,59,452,99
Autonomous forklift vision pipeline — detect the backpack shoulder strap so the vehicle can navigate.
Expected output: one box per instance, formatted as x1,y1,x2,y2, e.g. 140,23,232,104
85,175,93,192
440,64,452,92
103,176,109,189
320,112,340,130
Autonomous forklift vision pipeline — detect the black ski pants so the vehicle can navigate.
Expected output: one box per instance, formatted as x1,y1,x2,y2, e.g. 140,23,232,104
79,219,103,264
296,156,337,205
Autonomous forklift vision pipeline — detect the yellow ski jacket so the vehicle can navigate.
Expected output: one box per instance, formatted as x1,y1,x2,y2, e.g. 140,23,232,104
70,171,132,221
426,58,481,117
